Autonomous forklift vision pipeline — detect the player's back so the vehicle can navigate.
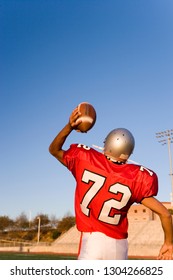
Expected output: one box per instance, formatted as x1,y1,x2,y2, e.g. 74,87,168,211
63,144,158,239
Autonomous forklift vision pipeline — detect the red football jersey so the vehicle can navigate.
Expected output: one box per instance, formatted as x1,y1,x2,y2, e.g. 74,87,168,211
63,144,158,239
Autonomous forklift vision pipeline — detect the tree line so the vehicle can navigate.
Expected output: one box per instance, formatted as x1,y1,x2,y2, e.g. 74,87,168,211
0,212,75,234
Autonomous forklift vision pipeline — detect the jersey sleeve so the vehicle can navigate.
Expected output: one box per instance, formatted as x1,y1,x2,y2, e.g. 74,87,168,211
63,144,79,171
135,167,158,203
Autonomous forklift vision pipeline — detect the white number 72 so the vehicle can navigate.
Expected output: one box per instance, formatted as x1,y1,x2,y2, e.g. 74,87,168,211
80,170,132,225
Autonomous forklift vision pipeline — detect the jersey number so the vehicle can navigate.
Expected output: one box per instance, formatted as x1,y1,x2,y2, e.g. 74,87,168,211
80,170,132,225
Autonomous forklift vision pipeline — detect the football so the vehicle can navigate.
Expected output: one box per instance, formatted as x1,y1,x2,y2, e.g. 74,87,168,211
76,102,96,132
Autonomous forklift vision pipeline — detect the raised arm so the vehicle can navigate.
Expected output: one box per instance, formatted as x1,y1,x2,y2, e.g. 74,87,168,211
49,107,82,165
141,197,173,260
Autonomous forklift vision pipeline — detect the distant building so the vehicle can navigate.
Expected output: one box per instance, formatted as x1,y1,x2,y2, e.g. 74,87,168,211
128,202,171,221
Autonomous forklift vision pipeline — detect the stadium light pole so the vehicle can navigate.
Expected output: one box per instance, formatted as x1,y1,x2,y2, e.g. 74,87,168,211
37,216,41,243
156,129,173,207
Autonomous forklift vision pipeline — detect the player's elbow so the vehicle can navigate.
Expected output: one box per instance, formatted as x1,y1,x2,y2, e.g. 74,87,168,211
159,208,172,220
49,144,57,157
49,144,53,154
49,145,65,164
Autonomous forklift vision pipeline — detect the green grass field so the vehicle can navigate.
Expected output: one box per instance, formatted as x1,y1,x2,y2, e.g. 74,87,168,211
0,252,77,260
0,252,155,260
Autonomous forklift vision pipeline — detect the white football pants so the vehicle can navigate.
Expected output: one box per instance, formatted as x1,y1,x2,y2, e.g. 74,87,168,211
78,232,128,260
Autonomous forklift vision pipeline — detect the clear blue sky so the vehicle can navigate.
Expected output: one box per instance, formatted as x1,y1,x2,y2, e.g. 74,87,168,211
1,0,173,220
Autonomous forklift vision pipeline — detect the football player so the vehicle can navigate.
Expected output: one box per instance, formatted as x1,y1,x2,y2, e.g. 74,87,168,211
49,107,173,260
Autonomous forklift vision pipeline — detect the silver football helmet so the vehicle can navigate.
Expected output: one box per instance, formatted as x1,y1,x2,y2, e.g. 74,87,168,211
103,128,135,163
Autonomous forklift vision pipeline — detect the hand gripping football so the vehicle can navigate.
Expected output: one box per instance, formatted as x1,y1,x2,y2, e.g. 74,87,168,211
76,102,96,132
